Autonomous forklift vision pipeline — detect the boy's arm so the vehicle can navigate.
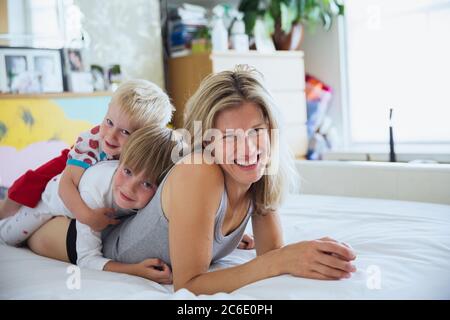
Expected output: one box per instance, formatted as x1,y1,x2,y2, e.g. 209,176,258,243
59,165,117,231
104,260,172,284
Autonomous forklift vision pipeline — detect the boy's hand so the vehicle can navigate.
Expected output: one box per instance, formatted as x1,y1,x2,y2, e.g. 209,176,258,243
88,207,120,232
238,233,255,250
134,258,173,284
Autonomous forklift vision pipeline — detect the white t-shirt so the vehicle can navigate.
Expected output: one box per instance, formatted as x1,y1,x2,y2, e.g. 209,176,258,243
41,160,134,270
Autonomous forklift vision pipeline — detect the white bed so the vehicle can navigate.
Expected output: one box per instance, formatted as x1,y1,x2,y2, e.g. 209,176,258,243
1,193,450,299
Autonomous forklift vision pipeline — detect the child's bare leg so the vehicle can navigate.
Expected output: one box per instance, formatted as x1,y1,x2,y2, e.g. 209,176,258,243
27,216,70,263
0,195,22,219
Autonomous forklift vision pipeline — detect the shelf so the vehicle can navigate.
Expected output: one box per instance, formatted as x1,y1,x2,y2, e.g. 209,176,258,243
170,50,304,60
0,91,113,99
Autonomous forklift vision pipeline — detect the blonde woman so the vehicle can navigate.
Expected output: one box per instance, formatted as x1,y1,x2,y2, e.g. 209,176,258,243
27,66,356,294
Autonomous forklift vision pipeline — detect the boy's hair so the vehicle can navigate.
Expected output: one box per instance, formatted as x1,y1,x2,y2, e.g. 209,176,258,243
119,125,184,185
111,79,175,128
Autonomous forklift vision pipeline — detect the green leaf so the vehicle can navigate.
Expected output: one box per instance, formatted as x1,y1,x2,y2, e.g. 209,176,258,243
238,0,260,12
243,10,258,35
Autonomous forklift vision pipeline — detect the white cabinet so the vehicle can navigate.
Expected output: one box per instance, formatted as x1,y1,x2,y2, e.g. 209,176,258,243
168,50,307,158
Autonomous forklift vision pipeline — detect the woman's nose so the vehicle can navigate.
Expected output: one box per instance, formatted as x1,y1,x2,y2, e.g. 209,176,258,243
236,136,258,160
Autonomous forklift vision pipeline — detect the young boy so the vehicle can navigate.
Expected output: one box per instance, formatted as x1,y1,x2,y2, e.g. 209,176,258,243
1,126,182,281
0,79,174,233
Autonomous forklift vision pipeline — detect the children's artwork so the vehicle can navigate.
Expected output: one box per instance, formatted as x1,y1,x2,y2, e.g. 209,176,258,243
0,96,110,192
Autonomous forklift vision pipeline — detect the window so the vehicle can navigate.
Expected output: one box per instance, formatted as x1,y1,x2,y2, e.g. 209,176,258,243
2,0,81,49
345,0,450,145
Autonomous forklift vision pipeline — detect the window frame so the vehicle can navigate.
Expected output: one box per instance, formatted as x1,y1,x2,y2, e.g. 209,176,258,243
333,2,450,162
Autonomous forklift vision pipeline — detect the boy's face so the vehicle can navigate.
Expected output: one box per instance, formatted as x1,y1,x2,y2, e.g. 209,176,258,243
112,164,158,210
99,102,136,157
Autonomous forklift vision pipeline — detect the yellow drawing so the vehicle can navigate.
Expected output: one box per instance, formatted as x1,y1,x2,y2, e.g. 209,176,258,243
0,99,92,150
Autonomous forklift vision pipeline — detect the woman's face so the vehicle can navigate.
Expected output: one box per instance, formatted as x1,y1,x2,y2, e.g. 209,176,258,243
212,102,270,188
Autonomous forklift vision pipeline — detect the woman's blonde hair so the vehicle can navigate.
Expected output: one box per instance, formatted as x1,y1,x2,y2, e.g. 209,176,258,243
184,65,298,215
111,79,175,128
120,125,183,185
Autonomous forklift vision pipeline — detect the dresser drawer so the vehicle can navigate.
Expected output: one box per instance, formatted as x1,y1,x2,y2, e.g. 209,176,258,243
271,91,307,125
211,51,305,92
284,124,308,158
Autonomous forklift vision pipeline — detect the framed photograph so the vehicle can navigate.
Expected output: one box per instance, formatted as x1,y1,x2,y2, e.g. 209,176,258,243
66,48,84,72
0,47,64,93
62,48,93,93
91,64,107,91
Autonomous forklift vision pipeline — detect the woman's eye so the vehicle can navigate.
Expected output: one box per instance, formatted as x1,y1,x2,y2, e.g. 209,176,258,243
106,119,113,126
123,168,131,176
251,128,266,136
121,129,130,136
247,129,258,137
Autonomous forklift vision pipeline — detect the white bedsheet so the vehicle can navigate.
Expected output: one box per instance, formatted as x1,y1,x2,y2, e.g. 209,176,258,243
1,194,450,299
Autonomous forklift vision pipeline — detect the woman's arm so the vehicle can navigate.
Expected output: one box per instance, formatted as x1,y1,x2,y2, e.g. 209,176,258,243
165,162,282,294
165,163,358,295
252,210,284,256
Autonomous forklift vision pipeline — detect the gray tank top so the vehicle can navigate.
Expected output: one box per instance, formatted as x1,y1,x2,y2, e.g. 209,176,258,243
102,164,253,266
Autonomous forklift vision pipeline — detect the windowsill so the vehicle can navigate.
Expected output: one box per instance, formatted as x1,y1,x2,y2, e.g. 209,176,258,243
323,144,450,164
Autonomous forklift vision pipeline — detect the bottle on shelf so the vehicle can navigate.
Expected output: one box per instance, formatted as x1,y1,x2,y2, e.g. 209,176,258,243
230,12,249,52
211,5,229,52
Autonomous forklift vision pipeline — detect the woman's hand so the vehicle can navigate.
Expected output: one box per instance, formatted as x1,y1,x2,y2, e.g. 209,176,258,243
279,237,357,280
133,258,173,284
238,234,255,249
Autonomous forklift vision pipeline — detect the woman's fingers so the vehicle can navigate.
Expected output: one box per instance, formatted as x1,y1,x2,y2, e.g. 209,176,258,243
319,237,354,251
316,240,356,261
238,234,255,249
309,270,339,281
316,251,356,273
313,262,351,279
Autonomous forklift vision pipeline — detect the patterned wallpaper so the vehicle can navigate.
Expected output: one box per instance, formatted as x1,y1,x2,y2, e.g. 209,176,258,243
75,0,164,88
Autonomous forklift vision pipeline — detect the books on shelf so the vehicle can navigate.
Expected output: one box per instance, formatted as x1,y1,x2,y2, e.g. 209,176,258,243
168,3,209,58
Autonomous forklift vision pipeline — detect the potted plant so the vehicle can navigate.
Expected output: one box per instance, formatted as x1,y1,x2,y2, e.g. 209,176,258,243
238,0,344,50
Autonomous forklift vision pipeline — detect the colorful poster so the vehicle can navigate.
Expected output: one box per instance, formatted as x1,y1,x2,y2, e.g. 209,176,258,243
0,96,110,192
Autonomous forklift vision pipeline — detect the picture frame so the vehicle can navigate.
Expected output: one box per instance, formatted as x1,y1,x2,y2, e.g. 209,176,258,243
63,48,94,93
66,48,85,72
0,46,64,93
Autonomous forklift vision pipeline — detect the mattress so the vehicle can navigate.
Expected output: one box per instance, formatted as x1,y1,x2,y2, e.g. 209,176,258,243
1,194,449,299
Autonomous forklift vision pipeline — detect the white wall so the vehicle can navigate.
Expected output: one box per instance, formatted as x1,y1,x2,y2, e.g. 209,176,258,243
75,0,165,88
7,0,27,35
301,18,347,149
